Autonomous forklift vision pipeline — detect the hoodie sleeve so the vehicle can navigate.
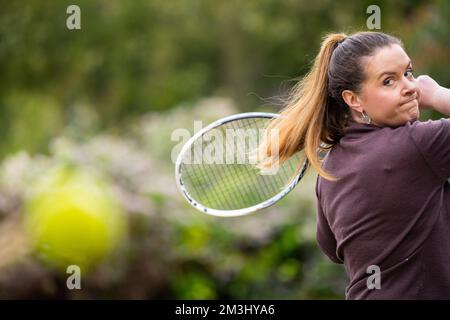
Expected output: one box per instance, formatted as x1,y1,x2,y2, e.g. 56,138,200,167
315,177,343,264
407,119,450,182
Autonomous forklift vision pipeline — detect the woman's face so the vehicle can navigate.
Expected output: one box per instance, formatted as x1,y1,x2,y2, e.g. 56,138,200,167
349,44,420,127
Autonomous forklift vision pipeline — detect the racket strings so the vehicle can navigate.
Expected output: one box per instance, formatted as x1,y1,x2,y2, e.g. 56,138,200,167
180,117,302,210
182,146,296,208
181,157,298,209
210,118,278,203
183,122,264,208
249,117,292,193
184,136,242,208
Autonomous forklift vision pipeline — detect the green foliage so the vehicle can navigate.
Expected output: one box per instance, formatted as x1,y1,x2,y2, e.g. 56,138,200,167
1,0,448,158
0,92,63,155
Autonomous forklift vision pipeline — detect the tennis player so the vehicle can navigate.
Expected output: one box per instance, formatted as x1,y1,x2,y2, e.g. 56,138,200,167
258,31,450,299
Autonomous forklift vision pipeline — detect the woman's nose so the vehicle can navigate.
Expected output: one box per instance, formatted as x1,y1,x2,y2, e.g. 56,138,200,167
402,77,419,96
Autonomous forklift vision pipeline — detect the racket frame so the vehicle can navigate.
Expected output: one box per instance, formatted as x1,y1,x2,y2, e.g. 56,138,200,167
175,112,308,217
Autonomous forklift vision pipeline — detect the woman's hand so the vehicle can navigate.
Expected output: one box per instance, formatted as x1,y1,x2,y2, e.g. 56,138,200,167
416,75,450,116
416,75,441,110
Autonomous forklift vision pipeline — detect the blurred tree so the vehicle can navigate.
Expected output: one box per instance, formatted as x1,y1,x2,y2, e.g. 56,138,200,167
1,0,448,158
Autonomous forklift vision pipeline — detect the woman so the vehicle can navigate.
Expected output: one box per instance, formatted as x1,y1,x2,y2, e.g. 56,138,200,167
257,31,450,299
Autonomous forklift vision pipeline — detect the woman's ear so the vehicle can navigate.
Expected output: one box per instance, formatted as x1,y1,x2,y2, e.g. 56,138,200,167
342,90,363,113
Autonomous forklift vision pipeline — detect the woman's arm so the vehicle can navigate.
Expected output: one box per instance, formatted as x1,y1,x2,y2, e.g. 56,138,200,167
417,75,450,116
434,87,450,116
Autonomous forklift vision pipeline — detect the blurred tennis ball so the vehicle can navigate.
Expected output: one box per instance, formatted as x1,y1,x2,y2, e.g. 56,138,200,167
24,166,127,272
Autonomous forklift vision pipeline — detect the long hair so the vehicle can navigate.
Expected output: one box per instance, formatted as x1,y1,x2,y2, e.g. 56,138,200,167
256,31,402,180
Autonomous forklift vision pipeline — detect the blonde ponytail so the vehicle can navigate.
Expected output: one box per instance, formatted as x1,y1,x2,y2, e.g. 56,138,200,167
256,33,347,181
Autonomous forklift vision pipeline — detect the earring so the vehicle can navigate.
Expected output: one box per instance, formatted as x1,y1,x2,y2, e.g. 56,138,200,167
361,111,371,124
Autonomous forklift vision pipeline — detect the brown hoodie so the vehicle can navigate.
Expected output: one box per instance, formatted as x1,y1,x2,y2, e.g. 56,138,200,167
316,119,450,299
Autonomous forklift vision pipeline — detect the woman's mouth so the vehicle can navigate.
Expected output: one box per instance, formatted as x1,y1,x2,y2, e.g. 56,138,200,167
401,92,419,105
406,101,419,119
400,97,418,109
402,95,418,105
400,98,419,119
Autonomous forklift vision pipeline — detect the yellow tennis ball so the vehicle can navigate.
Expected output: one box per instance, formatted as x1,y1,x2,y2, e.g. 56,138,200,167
24,166,126,272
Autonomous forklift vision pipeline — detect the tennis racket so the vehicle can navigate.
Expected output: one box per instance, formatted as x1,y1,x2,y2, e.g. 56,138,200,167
175,112,309,217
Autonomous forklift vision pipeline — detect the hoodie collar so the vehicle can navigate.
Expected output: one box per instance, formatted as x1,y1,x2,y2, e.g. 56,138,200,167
344,119,383,137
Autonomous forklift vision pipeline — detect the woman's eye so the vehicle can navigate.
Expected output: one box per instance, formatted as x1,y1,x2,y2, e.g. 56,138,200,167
384,78,394,86
405,69,414,78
